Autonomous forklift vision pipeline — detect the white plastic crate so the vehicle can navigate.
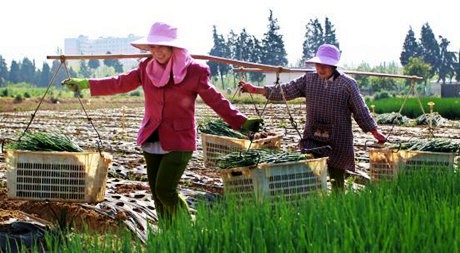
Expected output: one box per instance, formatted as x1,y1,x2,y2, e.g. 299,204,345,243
369,149,401,180
221,157,328,202
6,150,112,203
201,133,282,168
399,150,456,171
369,149,456,181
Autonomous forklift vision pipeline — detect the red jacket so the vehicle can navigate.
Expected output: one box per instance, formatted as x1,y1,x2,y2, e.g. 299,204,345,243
89,57,247,151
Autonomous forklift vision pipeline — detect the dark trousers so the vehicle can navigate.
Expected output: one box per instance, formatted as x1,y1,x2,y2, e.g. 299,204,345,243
328,166,345,191
143,151,193,226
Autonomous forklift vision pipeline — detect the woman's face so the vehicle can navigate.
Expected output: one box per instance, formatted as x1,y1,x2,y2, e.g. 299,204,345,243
148,45,173,64
315,63,335,79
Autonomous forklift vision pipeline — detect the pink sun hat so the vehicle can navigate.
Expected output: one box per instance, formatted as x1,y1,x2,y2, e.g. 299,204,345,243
305,44,341,67
131,22,187,51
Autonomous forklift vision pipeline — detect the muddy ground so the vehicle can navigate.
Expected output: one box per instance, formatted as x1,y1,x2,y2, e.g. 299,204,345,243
1,98,459,242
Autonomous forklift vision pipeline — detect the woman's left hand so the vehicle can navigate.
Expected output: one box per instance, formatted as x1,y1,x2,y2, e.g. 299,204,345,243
371,129,386,144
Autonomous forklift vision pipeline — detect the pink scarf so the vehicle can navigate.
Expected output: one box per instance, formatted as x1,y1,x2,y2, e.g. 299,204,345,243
145,48,192,87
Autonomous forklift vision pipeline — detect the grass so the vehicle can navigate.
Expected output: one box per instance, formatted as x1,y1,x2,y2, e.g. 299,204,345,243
31,169,459,252
368,97,460,120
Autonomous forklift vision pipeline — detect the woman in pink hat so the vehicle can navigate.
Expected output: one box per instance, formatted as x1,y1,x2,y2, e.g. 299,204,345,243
62,22,262,226
239,44,385,191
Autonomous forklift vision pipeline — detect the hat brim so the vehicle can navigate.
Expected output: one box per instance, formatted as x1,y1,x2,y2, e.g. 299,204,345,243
131,37,186,51
305,56,339,67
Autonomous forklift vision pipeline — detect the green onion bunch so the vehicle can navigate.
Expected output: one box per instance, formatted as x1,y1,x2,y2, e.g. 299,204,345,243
390,138,459,153
198,118,247,139
216,149,311,169
7,131,84,152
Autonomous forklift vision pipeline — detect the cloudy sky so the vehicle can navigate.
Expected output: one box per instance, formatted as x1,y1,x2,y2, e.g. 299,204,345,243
1,0,458,68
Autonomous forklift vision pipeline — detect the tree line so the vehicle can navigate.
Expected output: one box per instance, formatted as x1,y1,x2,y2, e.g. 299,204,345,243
400,24,459,84
0,10,459,91
0,52,123,88
208,10,459,89
207,10,340,88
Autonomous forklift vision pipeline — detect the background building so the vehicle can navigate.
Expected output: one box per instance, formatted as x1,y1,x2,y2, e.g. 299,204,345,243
64,34,143,70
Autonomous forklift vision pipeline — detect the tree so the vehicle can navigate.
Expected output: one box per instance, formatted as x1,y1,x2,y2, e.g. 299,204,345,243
112,61,124,73
437,36,457,84
225,30,242,87
9,60,21,84
20,57,36,84
50,60,69,85
103,51,123,73
260,9,288,67
354,63,372,89
88,59,100,70
369,76,398,92
234,28,252,61
302,17,339,65
226,28,265,85
226,30,239,63
419,23,440,79
208,25,231,89
400,27,421,66
403,57,431,94
456,49,460,82
38,62,51,87
249,36,265,84
365,63,400,92
0,56,8,87
302,18,323,64
234,28,265,85
323,17,338,46
69,67,77,79
79,60,91,78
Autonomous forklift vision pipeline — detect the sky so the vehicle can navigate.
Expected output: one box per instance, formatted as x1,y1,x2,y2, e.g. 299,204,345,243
1,0,458,69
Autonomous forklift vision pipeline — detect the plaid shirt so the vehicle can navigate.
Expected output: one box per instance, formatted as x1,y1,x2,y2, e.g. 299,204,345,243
264,71,377,171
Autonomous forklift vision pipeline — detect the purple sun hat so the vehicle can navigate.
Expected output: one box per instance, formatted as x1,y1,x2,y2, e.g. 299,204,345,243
305,44,341,67
131,22,187,51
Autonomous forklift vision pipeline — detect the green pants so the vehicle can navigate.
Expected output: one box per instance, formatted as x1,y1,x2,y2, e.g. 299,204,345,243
143,151,192,225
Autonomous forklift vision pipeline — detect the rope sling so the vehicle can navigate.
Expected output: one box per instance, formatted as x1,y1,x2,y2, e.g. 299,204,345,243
384,77,434,142
18,56,104,155
231,70,304,156
230,69,302,146
234,69,433,158
235,71,338,156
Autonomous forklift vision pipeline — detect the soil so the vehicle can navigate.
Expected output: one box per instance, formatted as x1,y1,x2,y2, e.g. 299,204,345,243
0,188,119,233
1,97,459,241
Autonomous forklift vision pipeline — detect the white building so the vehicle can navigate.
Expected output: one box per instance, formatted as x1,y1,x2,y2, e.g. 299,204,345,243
64,34,143,70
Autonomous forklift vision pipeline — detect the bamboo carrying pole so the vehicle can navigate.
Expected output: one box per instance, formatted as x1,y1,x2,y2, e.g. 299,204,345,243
46,54,422,80
47,54,283,71
233,67,423,80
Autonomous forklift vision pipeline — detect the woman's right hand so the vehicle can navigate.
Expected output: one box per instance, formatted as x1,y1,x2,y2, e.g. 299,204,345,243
238,81,258,93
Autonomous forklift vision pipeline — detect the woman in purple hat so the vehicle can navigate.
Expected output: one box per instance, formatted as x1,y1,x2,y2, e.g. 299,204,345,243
62,21,262,226
239,44,385,191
